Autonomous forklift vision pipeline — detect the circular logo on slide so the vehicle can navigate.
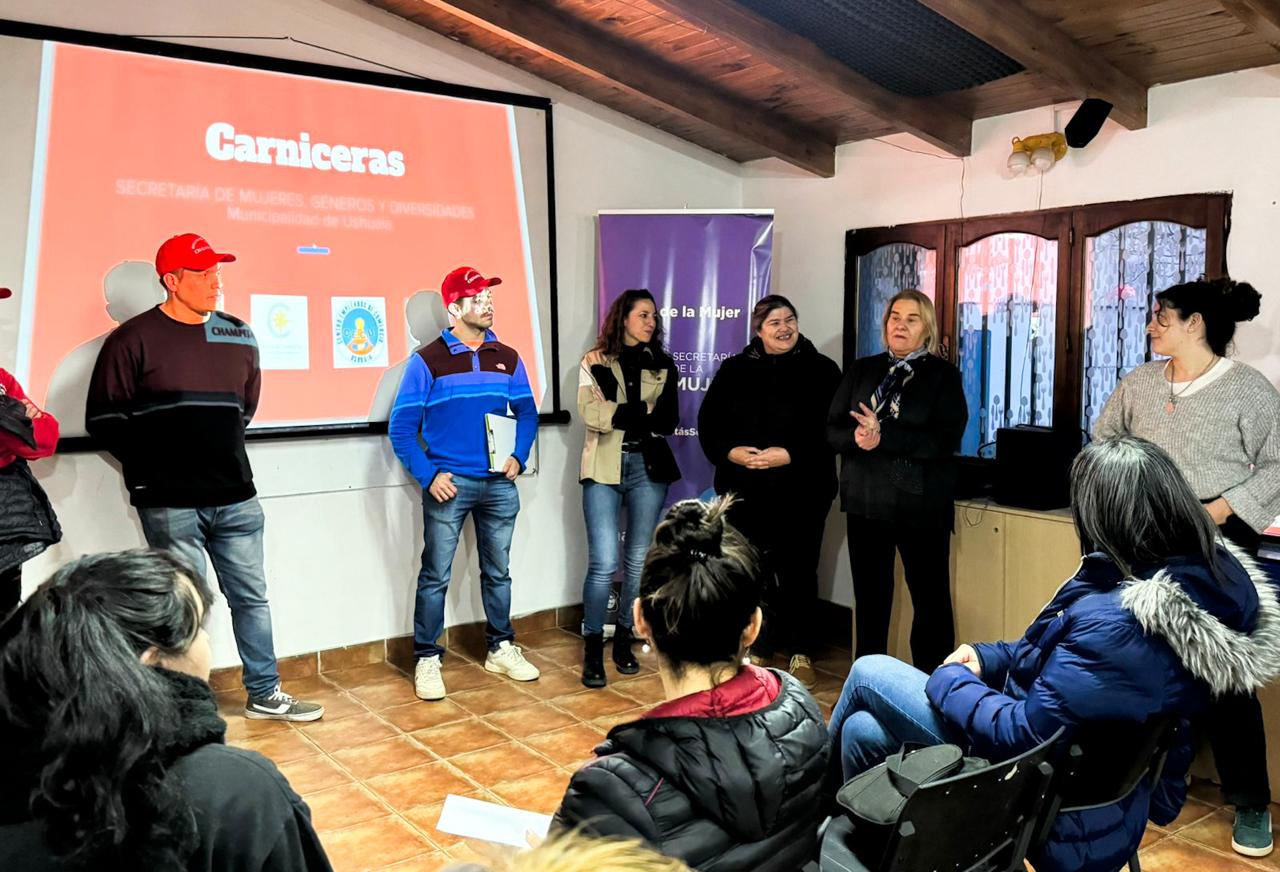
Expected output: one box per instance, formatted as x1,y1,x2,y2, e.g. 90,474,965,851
335,300,385,363
267,303,294,339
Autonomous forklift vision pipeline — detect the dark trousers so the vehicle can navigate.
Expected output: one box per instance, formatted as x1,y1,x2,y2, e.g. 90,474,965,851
1207,514,1273,808
727,490,831,658
847,515,954,672
1,564,20,620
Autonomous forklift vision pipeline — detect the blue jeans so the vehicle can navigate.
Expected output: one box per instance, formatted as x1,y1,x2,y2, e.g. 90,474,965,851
136,497,279,698
415,475,519,659
581,452,668,635
829,654,964,780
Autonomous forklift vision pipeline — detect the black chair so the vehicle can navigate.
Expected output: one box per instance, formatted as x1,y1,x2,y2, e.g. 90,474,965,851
817,729,1061,872
1030,715,1180,872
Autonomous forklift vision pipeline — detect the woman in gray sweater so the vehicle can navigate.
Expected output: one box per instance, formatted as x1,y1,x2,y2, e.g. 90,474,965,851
1095,276,1280,858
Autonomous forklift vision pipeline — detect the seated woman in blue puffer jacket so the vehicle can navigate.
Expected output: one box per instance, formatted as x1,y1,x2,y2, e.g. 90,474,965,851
829,436,1280,872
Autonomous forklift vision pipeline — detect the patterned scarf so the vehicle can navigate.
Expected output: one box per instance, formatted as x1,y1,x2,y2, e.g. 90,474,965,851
866,348,929,421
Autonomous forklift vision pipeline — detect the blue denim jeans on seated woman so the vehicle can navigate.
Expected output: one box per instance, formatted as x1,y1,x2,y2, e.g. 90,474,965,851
414,474,520,659
829,654,966,781
582,451,668,635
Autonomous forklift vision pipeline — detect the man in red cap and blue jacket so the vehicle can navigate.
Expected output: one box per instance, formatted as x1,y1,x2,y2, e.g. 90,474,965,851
389,265,539,701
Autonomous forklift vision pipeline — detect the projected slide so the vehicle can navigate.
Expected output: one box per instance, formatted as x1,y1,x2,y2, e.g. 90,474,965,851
1,35,554,436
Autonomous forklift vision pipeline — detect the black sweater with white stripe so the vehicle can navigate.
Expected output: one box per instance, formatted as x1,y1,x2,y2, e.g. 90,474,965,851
87,306,260,508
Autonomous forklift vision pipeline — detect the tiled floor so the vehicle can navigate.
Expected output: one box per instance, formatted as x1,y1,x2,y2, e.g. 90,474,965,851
220,629,1280,872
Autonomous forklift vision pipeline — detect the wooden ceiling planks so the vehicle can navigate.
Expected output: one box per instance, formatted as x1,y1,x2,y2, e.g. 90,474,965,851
362,0,1280,173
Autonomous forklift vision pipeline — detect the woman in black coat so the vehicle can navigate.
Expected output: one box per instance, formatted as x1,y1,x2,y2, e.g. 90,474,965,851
554,498,829,872
698,295,841,687
826,289,967,671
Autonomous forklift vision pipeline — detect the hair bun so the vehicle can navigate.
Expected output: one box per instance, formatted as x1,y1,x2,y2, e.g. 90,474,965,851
1217,278,1262,323
653,498,730,559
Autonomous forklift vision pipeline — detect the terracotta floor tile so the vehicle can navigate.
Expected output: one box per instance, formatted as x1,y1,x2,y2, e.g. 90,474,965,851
232,729,321,765
443,646,480,663
304,783,391,832
317,815,433,871
1137,836,1262,871
382,852,451,872
298,712,398,753
519,667,590,700
366,762,477,811
1141,824,1169,850
1166,797,1221,832
611,673,666,705
482,703,580,739
412,718,509,758
1179,808,1280,868
323,662,410,690
347,678,421,711
489,768,574,815
551,688,642,720
277,754,353,794
521,724,606,768
449,742,557,785
216,690,246,717
590,707,651,732
440,662,502,692
523,650,561,672
296,689,370,721
282,675,338,696
532,645,582,669
814,650,853,678
450,683,540,716
382,699,471,733
518,628,581,650
222,714,292,743
332,736,434,780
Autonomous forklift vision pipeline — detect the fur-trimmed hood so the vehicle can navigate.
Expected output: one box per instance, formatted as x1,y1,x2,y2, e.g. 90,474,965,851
1121,543,1280,696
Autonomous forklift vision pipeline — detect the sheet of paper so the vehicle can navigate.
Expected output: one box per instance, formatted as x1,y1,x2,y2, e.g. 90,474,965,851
485,412,517,473
435,793,553,848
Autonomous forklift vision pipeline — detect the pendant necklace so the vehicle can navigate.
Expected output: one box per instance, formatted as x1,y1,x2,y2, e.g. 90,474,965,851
1164,355,1217,414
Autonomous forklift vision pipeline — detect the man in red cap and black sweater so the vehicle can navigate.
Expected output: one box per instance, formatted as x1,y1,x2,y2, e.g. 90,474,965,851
87,233,323,722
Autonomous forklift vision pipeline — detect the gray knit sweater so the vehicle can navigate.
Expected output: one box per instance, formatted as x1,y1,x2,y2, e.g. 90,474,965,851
1094,359,1280,533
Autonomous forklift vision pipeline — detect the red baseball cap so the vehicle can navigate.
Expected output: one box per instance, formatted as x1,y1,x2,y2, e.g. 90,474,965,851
155,233,237,277
441,266,502,309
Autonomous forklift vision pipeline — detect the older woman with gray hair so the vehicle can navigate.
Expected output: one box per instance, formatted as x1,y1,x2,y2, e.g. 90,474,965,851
828,436,1280,872
826,289,967,672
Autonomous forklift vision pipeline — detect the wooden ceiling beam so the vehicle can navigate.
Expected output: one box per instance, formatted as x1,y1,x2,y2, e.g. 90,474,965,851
915,0,1149,130
645,0,972,156
1219,0,1280,49
368,0,835,176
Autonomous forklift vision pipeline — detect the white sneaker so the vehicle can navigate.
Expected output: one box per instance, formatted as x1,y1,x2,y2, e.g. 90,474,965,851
415,655,446,700
485,641,540,681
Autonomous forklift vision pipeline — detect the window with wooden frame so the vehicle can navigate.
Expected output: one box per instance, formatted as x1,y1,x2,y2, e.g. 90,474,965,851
844,193,1230,457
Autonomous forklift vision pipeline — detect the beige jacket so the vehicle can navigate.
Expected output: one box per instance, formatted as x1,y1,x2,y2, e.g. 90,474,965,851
578,352,671,484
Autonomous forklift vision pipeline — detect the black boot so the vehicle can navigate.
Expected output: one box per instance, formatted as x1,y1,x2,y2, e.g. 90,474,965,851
582,633,606,688
612,624,640,675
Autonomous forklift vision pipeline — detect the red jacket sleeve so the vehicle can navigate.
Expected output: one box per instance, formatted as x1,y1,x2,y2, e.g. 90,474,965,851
0,369,60,461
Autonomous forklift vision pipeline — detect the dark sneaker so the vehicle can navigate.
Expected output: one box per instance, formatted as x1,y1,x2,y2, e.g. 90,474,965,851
245,686,325,722
1232,806,1274,857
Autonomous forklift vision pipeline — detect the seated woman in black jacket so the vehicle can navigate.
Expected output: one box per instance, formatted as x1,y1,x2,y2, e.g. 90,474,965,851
0,550,332,872
554,497,829,871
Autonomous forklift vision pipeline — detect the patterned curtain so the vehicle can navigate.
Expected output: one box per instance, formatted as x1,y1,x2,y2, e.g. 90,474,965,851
956,234,1058,455
1081,222,1206,434
855,243,936,360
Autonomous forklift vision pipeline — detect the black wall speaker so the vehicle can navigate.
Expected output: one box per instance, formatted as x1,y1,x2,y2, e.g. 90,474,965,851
1065,98,1113,148
994,426,1082,511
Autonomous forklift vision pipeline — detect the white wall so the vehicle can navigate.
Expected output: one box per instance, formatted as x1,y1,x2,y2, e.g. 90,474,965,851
743,64,1280,607
1,0,745,667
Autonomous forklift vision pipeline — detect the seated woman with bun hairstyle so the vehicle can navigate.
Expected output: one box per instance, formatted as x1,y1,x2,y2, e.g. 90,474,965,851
553,497,829,872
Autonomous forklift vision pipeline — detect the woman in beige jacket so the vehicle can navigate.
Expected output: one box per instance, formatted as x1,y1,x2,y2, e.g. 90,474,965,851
578,289,681,688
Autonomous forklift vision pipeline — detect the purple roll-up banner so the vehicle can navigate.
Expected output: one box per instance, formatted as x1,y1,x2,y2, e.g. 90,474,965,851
596,211,774,506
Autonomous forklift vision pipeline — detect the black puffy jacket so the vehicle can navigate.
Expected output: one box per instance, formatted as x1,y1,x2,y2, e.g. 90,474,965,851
554,670,829,871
